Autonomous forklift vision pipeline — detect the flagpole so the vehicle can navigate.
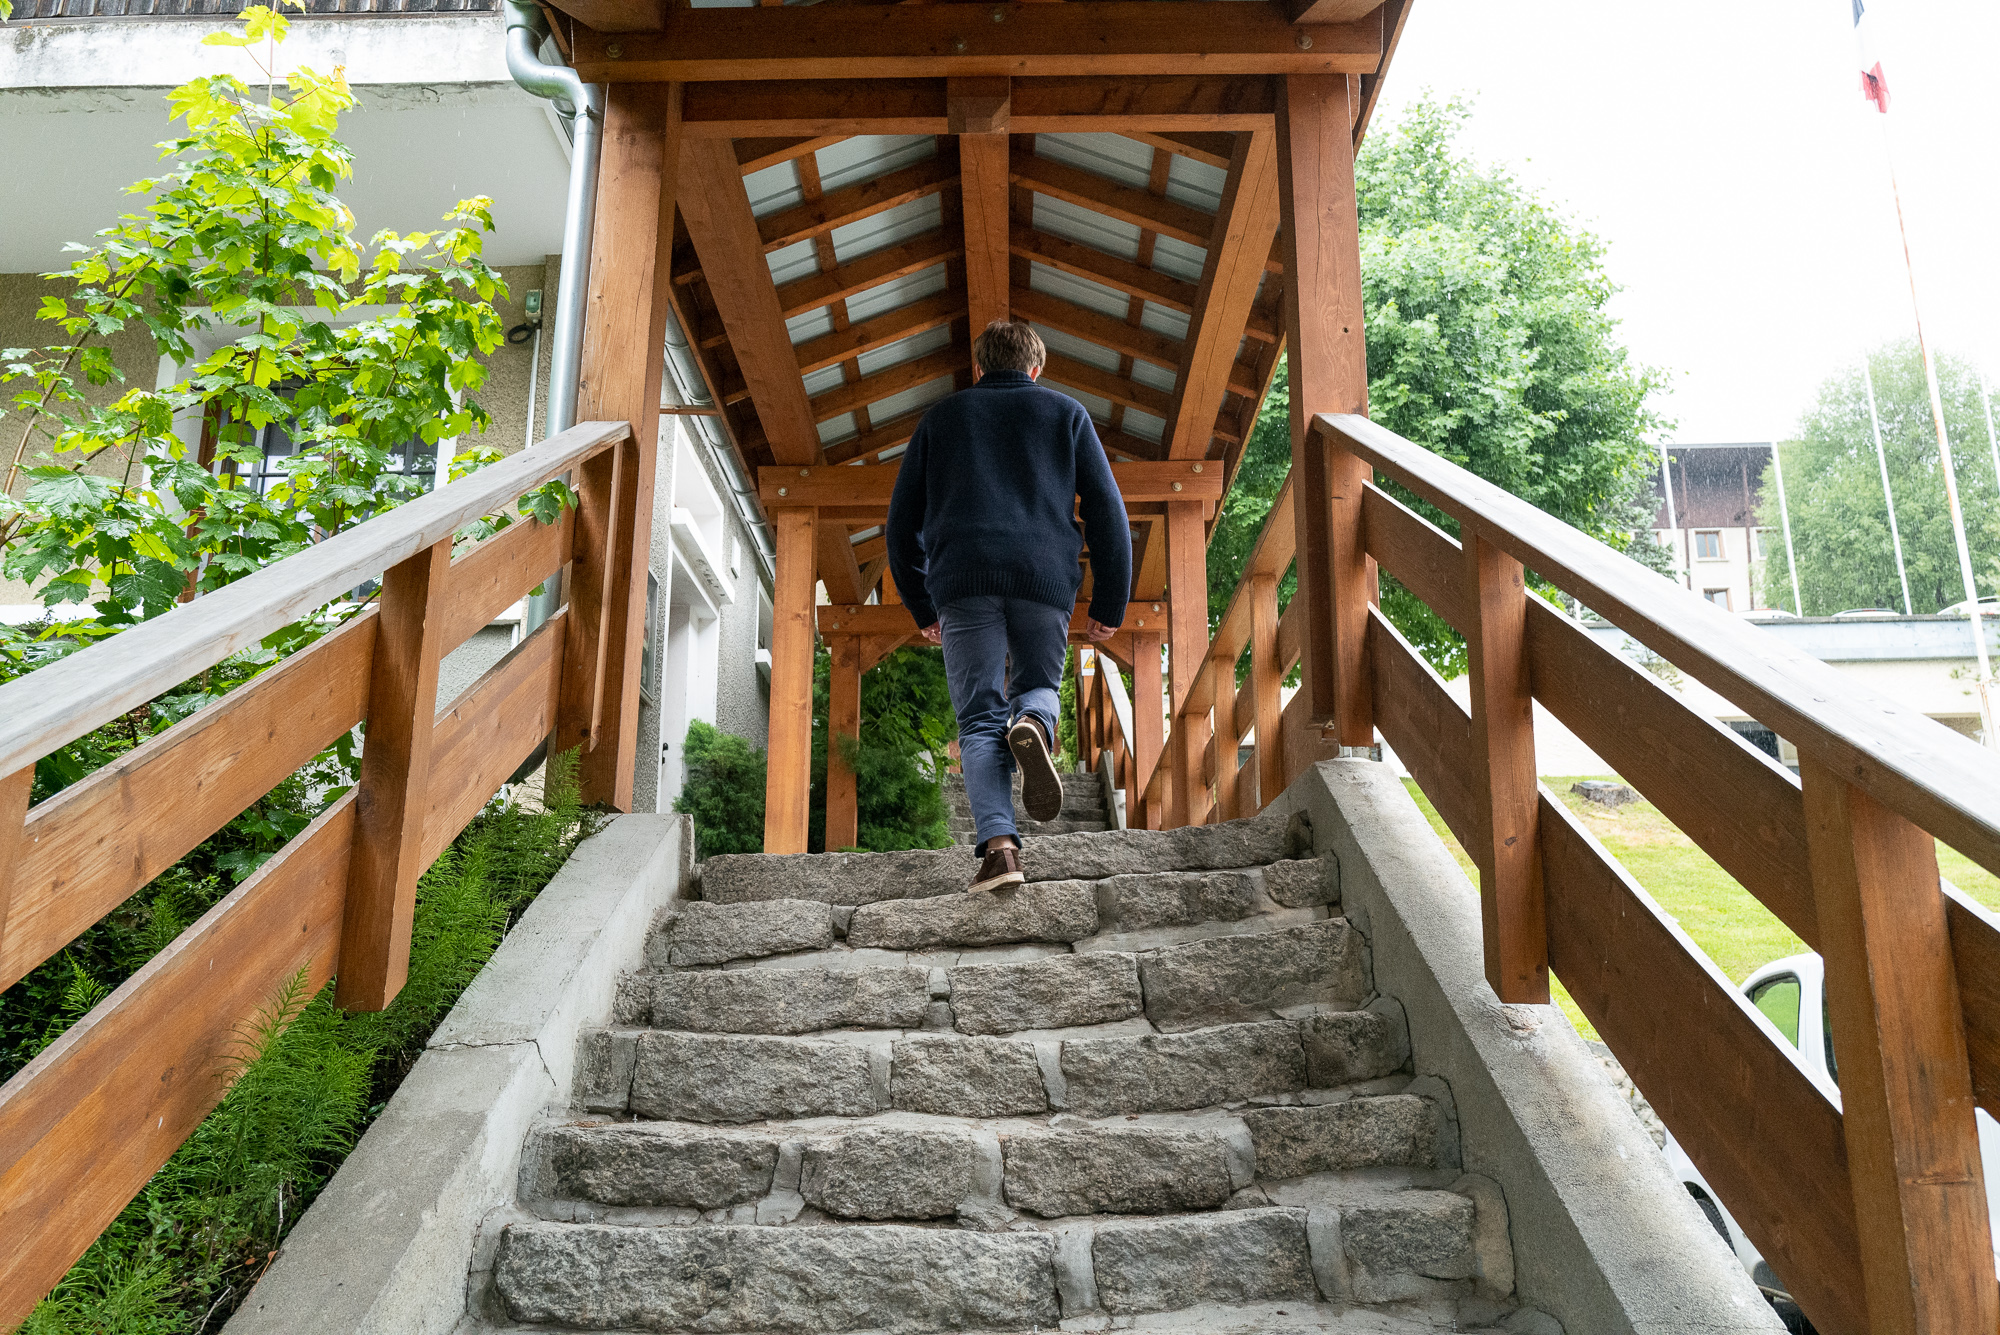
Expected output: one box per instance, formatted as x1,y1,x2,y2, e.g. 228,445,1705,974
1770,441,1804,617
1982,370,2000,504
1657,442,1685,588
1862,358,1914,615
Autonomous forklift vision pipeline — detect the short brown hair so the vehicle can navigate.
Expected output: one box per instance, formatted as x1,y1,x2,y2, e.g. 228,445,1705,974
973,319,1046,375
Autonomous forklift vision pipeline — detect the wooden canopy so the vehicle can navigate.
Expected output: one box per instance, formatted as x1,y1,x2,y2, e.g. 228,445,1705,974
540,0,1410,850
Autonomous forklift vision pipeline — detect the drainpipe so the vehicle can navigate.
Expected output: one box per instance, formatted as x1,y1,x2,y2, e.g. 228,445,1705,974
505,0,605,635
663,310,776,583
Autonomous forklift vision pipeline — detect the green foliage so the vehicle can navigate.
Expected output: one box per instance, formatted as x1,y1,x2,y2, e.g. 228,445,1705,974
811,646,954,853
1206,96,1669,677
18,753,599,1334
674,720,769,858
1,5,532,635
1056,659,1077,770
1759,340,2000,615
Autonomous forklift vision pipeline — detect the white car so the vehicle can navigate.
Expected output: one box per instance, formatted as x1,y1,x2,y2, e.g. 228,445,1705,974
1663,952,2000,1329
1944,595,2000,617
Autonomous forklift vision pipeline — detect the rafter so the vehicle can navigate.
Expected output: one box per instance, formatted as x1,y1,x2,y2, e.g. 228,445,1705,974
794,288,965,379
823,407,927,465
1166,128,1281,458
1009,149,1212,247
1013,284,1182,372
773,230,959,320
954,77,1013,355
734,136,842,175
1041,351,1174,419
809,342,964,424
1121,130,1236,171
757,155,958,253
1010,226,1198,314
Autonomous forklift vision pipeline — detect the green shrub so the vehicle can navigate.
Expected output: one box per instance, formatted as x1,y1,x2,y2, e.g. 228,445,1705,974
810,645,954,853
674,720,768,859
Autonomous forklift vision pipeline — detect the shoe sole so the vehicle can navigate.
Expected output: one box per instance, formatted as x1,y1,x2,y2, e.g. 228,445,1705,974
1008,720,1065,823
968,870,1025,893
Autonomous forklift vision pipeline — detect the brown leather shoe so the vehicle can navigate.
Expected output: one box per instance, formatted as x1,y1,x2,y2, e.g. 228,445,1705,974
969,843,1025,892
1008,716,1064,823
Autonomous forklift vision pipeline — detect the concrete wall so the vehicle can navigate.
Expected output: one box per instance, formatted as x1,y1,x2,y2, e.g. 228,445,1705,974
1286,759,1785,1335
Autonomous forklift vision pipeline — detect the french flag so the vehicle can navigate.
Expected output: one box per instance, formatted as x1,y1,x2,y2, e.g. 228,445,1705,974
1854,0,1890,113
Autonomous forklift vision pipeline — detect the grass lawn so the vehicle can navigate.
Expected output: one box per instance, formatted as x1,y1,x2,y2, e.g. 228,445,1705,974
1400,775,2000,1042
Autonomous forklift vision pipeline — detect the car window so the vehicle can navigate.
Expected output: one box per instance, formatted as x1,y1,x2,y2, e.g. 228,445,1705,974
1750,974,1801,1047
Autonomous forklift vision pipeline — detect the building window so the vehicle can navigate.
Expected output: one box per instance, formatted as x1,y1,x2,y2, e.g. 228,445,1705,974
232,391,436,498
1750,528,1774,561
1693,530,1724,561
1704,587,1732,610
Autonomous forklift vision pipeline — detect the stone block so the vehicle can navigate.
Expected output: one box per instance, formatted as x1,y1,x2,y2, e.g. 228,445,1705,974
667,899,834,966
630,1032,882,1123
650,965,930,1035
1093,871,1260,931
701,848,972,905
1241,1095,1437,1179
799,1126,981,1220
1343,1190,1477,1279
1139,919,1370,1031
1014,806,1293,883
1059,1020,1306,1116
536,1124,777,1209
494,1222,1059,1333
1301,1008,1409,1086
1001,1126,1234,1216
948,952,1141,1034
1262,857,1337,908
1090,1209,1317,1314
577,1029,636,1113
890,1036,1049,1116
848,881,1097,950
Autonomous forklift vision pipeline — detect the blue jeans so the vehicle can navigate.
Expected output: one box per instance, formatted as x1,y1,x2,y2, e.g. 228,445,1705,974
940,595,1069,854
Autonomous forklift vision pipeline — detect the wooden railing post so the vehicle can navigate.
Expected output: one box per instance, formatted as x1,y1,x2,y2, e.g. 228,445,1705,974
1166,498,1208,827
337,537,452,1012
764,507,818,854
554,443,624,759
1133,630,1164,830
1463,526,1548,1005
825,639,861,852
1801,758,1996,1335
0,766,29,968
1213,646,1239,822
1248,571,1285,811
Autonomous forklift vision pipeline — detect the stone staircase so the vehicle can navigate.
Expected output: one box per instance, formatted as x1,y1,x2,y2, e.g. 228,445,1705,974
944,768,1111,843
484,806,1536,1334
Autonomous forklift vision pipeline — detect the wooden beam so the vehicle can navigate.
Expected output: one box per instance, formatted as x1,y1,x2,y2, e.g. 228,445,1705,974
1014,285,1182,371
789,288,965,380
336,537,451,1012
1041,352,1174,419
765,508,818,854
776,231,959,321
818,601,1166,640
692,80,945,137
1165,498,1208,826
825,638,862,852
955,79,1013,360
575,81,682,810
569,5,1387,77
1011,226,1199,313
757,155,957,254
761,459,1220,509
1122,129,1238,171
0,767,31,993
1131,630,1166,829
734,135,840,174
1010,149,1213,247
824,407,928,466
1802,760,1996,1335
680,136,821,466
1282,0,1384,20
1166,128,1280,458
1352,0,1413,145
809,343,963,424
1249,572,1286,811
1276,73,1369,736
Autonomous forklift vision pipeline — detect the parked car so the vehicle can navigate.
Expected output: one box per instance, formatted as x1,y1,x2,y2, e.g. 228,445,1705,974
1831,607,1898,618
1663,951,2000,1332
1944,595,2000,617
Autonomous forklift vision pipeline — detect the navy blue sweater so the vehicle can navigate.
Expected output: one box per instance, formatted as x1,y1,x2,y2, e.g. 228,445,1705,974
886,370,1131,631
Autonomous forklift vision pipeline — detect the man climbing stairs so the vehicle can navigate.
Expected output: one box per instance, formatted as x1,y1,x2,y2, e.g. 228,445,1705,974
944,769,1112,844
483,807,1539,1333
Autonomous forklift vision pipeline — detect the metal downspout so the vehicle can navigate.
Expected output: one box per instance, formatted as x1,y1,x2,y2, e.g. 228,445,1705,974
505,0,605,635
663,311,777,583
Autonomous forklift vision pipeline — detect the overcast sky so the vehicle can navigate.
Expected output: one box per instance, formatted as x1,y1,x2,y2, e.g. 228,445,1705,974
1374,0,1999,445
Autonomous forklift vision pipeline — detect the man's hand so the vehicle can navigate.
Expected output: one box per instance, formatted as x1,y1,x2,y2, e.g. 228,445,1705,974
1085,618,1117,643
920,622,942,645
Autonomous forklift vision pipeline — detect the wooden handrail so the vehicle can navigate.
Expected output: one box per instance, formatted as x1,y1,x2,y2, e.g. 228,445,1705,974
0,419,630,781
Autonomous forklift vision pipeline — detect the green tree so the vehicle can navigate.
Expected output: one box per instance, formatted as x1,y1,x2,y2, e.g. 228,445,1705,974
674,720,769,859
1759,340,2000,616
811,645,954,852
1208,96,1669,676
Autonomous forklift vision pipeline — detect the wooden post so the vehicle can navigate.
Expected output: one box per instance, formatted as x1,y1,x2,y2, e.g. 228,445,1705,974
1276,73,1372,743
1213,645,1239,822
1165,498,1207,827
825,638,862,852
574,82,683,810
1463,527,1548,1004
337,537,452,1012
1248,571,1285,810
554,442,624,759
1132,630,1164,830
1801,758,1997,1335
764,508,819,854
0,767,29,968
951,76,1010,361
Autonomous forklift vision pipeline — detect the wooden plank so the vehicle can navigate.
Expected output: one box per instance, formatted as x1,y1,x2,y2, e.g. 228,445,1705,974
535,0,660,32
1123,129,1239,171
1166,128,1280,458
1800,759,1994,1335
734,134,841,174
438,511,572,651
1947,891,2000,1117
569,6,1387,80
1213,645,1241,822
758,156,958,254
336,538,451,1013
789,288,965,379
1539,791,1866,1335
1012,75,1278,132
776,232,960,321
1166,499,1208,827
1041,352,1175,420
957,88,1013,362
824,408,929,467
0,768,30,994
1359,481,1466,626
1324,410,2000,887
760,460,1219,509
0,421,625,782
826,639,862,852
680,137,823,467
765,509,818,855
948,75,1011,135
1014,286,1182,371
1351,0,1412,145
1132,630,1166,830
1249,571,1286,813
688,80,946,136
810,344,963,425
1011,149,1213,247
820,602,1164,640
1365,608,1474,845
553,442,624,759
2,612,375,993
1463,528,1548,1005
1011,225,1199,313
422,611,568,867
1283,0,1383,20
0,790,355,1333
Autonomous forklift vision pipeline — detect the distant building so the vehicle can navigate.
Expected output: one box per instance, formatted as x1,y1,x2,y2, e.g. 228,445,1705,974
1651,442,1781,614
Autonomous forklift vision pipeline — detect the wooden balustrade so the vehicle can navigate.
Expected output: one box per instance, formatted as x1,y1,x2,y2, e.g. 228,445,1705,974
0,419,637,1327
